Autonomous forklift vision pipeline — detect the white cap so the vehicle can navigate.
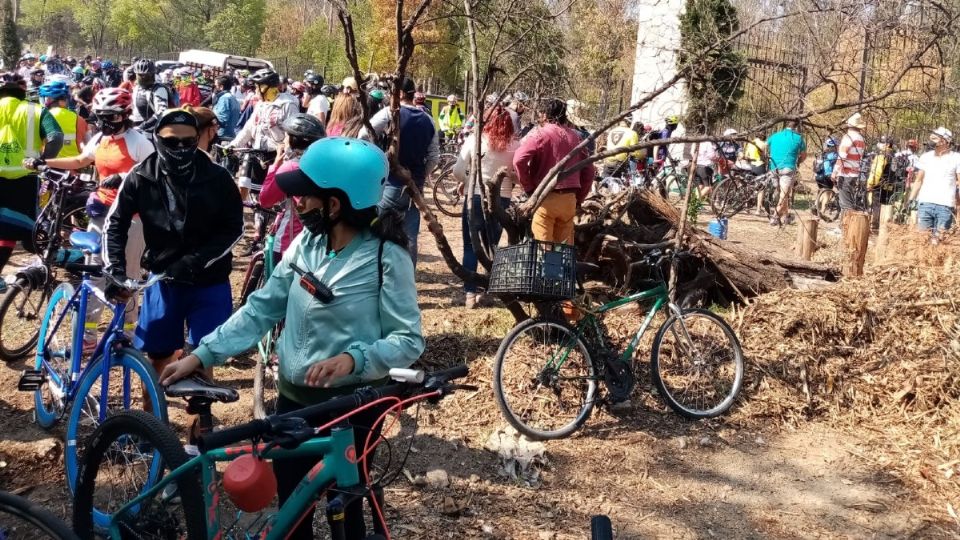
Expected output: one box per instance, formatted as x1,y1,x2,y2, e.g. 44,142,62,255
723,128,738,136
932,126,953,142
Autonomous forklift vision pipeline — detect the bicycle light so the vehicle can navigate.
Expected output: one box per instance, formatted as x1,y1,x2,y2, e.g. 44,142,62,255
223,454,277,512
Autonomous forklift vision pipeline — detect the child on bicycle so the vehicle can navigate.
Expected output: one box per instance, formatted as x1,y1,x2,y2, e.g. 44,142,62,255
159,137,423,540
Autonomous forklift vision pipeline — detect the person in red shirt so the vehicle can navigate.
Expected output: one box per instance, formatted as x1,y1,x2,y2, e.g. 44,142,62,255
176,69,202,107
513,98,595,244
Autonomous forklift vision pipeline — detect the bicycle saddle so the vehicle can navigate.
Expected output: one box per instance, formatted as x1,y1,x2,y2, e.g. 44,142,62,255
69,231,101,253
165,375,240,403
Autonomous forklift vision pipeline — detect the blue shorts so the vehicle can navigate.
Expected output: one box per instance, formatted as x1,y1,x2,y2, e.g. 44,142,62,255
135,279,233,355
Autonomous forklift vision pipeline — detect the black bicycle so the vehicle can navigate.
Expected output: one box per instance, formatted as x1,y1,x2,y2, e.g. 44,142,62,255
0,490,79,539
0,167,92,362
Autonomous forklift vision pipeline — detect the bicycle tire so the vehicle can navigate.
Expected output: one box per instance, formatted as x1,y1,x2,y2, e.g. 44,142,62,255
34,282,77,429
31,203,89,256
239,256,264,306
73,410,205,538
0,490,79,540
590,515,613,540
493,318,597,440
651,308,744,419
64,348,168,495
252,328,280,420
709,179,746,218
817,190,841,222
431,168,463,218
0,278,47,361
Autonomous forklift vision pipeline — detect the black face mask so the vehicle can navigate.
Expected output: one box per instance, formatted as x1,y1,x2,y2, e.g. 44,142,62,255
97,119,124,136
298,202,340,237
156,138,197,179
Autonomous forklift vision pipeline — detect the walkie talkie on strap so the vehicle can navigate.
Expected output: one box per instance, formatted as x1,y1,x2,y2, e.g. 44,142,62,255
290,262,334,304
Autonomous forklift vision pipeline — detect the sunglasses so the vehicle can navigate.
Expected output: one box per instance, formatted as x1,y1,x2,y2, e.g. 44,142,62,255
96,113,123,123
158,135,199,148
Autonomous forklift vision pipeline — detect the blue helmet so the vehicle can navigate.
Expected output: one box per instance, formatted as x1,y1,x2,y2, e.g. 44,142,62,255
825,137,837,148
102,60,114,70
38,81,69,100
39,54,47,63
276,137,388,210
71,65,84,75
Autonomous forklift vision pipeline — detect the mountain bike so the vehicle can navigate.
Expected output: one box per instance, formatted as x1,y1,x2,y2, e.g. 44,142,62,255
710,169,777,219
17,240,167,495
73,366,472,539
213,145,275,253
649,156,687,202
0,166,92,362
492,244,744,440
431,152,463,218
0,490,79,540
236,203,282,419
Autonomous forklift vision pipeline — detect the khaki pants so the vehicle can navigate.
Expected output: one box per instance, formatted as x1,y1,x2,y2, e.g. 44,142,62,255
532,191,577,244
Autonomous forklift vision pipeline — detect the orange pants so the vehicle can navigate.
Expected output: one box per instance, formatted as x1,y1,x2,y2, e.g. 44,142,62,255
532,191,577,244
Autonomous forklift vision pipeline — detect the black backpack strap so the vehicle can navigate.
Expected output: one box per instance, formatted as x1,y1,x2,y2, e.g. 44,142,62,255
378,238,385,288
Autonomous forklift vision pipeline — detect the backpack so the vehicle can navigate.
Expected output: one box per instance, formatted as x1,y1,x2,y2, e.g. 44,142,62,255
890,152,911,182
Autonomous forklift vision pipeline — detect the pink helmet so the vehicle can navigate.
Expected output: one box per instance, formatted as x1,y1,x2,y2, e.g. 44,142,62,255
414,92,426,105
92,87,132,114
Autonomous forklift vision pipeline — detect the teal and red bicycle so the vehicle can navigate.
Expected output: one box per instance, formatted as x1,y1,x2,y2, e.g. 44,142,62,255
73,366,471,539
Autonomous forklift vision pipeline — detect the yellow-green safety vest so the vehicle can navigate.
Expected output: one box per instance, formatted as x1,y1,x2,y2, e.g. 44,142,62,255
0,96,43,179
49,106,80,158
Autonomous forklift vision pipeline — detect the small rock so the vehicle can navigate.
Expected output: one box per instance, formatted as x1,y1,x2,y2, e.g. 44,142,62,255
425,469,450,488
699,436,711,447
755,436,766,445
677,437,688,450
468,474,480,484
538,531,556,540
440,495,466,516
481,524,495,535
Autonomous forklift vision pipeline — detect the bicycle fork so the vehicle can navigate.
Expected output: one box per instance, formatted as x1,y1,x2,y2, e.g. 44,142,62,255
666,303,702,361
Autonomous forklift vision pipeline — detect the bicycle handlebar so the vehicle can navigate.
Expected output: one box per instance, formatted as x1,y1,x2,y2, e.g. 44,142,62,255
198,365,469,452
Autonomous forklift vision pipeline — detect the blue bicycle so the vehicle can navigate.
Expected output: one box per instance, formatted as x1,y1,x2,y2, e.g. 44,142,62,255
17,230,168,495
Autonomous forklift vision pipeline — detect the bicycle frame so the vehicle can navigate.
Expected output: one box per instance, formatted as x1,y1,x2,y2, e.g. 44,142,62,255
107,427,361,540
38,277,135,419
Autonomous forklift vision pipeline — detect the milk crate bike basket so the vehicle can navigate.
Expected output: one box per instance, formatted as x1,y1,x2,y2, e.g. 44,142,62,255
487,239,577,301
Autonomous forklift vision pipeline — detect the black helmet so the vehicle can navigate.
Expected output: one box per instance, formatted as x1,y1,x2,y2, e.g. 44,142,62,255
320,84,337,97
133,58,155,75
304,73,323,87
281,113,326,141
400,77,416,95
0,72,26,90
249,68,280,87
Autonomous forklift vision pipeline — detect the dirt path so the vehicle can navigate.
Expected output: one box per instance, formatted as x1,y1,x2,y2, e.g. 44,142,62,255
0,204,952,538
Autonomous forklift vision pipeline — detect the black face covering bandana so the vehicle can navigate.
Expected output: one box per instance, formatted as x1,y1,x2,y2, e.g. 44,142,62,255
97,119,124,136
156,138,197,179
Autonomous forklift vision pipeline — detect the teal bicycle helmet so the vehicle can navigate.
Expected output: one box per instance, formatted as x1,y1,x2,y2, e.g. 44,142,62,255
276,137,388,210
39,81,69,100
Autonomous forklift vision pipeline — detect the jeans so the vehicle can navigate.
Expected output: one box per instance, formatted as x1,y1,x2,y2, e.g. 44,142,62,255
378,184,421,265
462,194,510,293
917,202,955,232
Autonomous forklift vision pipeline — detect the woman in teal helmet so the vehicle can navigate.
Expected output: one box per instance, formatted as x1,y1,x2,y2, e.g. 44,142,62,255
160,137,423,540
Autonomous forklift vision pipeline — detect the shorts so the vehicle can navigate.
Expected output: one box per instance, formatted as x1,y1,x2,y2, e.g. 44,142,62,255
135,279,233,355
694,166,714,187
777,169,797,192
0,175,39,241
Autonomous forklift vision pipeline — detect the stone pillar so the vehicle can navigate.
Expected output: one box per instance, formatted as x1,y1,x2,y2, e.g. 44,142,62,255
631,0,687,128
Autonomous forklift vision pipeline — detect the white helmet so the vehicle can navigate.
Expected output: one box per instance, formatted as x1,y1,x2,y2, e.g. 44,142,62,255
723,128,738,136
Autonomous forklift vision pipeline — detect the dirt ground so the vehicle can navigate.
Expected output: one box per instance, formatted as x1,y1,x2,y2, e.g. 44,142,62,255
0,189,955,539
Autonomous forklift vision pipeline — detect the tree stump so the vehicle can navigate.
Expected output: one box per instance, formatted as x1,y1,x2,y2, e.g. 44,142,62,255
842,211,871,277
795,217,819,261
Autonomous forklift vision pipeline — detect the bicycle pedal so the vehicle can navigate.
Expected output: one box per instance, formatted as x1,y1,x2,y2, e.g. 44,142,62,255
17,369,45,391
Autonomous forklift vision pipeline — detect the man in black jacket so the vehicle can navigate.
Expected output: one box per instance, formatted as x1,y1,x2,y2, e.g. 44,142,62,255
104,108,243,379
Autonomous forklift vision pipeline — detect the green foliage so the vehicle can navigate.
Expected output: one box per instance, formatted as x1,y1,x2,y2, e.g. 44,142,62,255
686,190,706,224
0,0,20,69
678,0,747,132
205,0,265,56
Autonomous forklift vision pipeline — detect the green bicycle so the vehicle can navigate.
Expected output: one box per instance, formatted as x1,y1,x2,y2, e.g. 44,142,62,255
72,366,470,539
492,244,744,440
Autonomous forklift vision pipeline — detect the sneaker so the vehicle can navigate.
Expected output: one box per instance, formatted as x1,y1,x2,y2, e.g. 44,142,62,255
768,217,781,227
784,214,795,225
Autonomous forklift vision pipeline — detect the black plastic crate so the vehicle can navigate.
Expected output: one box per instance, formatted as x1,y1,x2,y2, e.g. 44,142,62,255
488,240,576,301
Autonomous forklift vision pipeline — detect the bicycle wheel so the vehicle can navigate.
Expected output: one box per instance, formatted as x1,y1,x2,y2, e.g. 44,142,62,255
0,490,79,540
431,167,463,218
0,278,48,361
252,328,280,419
817,190,841,222
73,410,205,538
493,318,597,440
34,283,77,429
709,179,745,218
239,255,264,306
590,515,613,540
64,348,167,495
32,204,89,256
651,308,744,419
